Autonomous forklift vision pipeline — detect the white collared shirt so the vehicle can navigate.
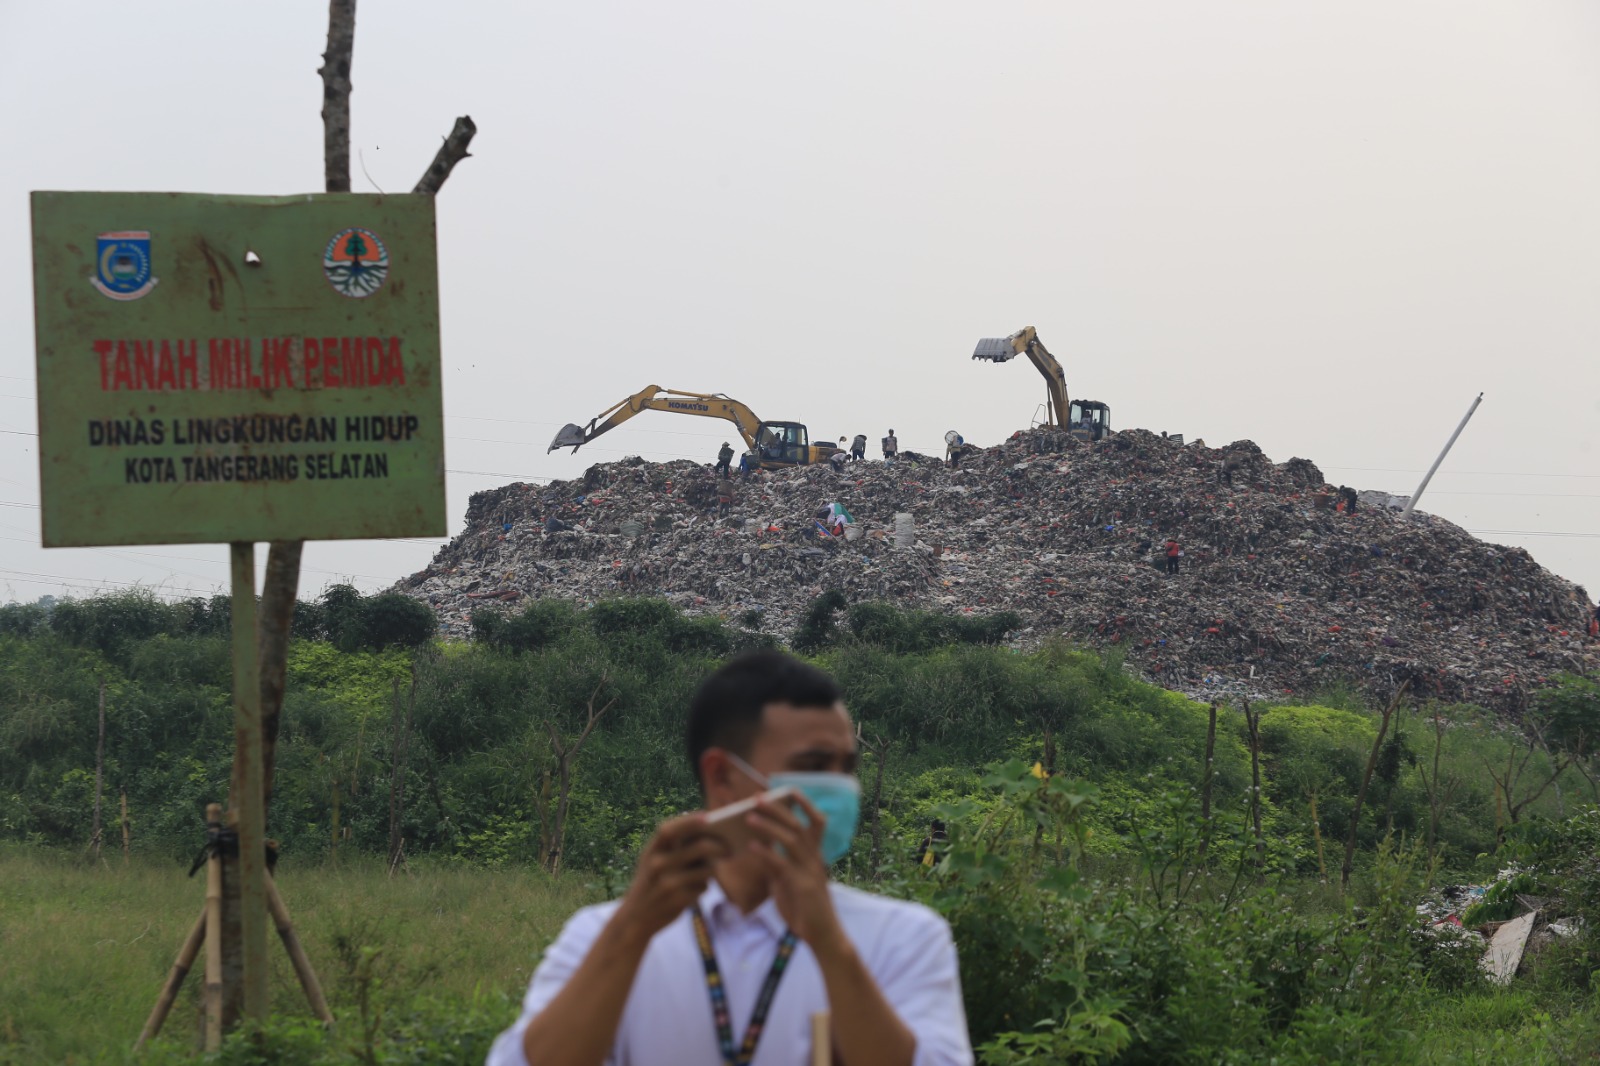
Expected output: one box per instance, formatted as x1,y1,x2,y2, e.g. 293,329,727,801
486,880,973,1066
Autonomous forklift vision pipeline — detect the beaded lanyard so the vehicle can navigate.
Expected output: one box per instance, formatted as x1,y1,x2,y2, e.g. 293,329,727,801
690,905,799,1066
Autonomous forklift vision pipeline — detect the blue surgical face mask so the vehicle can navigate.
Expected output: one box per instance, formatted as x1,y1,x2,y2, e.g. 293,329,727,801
726,753,862,865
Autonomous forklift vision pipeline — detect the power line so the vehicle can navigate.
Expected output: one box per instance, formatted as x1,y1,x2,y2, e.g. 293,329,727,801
1324,464,1600,480
1429,490,1600,499
1465,529,1600,540
450,412,726,439
0,565,220,597
448,467,554,482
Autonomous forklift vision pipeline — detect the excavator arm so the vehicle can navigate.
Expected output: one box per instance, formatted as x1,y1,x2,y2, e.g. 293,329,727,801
972,326,1070,428
549,386,765,454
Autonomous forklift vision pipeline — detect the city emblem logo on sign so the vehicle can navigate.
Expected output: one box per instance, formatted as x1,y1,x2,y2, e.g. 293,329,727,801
90,231,158,301
323,227,390,298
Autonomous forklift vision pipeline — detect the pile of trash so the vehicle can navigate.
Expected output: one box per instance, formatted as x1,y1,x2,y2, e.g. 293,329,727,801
396,428,1598,709
1418,868,1585,984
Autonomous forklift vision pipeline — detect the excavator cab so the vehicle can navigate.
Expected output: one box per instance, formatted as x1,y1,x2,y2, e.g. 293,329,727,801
754,421,814,467
1069,400,1111,442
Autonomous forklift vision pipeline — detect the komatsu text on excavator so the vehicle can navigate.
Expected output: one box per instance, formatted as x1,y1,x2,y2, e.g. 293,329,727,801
972,326,1112,442
549,386,838,470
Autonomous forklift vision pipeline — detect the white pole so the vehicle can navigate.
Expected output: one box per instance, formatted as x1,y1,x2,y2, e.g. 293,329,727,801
1402,392,1483,515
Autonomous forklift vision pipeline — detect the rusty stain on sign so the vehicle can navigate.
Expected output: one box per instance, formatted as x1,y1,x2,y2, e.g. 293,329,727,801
30,191,446,547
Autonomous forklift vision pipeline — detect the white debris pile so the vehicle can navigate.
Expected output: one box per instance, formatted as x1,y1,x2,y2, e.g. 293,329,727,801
396,428,1598,709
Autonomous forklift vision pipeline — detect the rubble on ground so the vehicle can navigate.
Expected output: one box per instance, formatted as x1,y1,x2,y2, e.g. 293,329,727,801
395,428,1598,710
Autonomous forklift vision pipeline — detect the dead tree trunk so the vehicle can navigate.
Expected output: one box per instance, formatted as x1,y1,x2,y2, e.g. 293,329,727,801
319,0,356,194
1340,681,1409,891
1306,786,1327,882
1425,710,1444,863
253,0,475,826
387,673,416,874
1242,699,1265,875
256,542,303,814
536,679,615,873
858,729,891,875
1197,701,1217,861
91,678,106,862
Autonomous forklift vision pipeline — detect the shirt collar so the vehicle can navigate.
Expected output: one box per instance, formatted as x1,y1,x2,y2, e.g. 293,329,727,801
698,878,787,940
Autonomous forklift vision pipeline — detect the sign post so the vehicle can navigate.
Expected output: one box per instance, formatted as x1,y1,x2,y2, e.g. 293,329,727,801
32,190,445,1037
229,542,267,1020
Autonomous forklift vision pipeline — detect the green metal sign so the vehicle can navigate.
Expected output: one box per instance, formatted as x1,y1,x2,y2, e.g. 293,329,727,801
30,192,446,547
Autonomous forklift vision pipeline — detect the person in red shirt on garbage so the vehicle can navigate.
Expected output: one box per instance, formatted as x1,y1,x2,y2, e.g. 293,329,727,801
1165,539,1182,576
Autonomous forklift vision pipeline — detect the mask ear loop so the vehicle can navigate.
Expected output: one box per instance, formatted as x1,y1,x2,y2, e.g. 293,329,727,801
723,750,771,789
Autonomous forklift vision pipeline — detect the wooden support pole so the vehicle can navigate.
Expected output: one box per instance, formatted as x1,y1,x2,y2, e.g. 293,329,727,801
204,803,225,1051
134,907,207,1052
229,543,270,1023
265,874,334,1025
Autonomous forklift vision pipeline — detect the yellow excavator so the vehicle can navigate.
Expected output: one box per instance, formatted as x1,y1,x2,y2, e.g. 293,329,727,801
971,326,1112,442
548,386,838,469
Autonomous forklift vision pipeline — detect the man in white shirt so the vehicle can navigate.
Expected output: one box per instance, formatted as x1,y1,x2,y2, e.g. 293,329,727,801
486,652,972,1066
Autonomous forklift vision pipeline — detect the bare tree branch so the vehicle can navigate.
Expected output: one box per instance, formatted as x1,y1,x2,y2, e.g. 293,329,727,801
413,116,478,195
319,0,357,193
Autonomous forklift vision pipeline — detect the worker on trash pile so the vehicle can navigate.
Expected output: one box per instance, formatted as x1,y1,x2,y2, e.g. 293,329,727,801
486,651,974,1066
1165,538,1182,575
882,429,898,460
715,441,734,478
545,514,571,534
851,434,867,462
829,447,848,474
1590,602,1599,639
817,502,852,537
717,475,736,518
945,432,965,469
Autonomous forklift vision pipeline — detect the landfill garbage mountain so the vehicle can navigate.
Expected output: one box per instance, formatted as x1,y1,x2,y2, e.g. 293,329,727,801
396,428,1598,710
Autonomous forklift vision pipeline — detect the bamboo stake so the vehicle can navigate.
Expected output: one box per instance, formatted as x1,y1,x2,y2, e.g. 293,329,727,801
265,874,334,1025
203,804,225,1050
133,907,207,1052
810,1013,830,1066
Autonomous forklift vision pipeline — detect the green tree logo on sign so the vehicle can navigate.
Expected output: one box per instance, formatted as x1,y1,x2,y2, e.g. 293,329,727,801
322,227,390,298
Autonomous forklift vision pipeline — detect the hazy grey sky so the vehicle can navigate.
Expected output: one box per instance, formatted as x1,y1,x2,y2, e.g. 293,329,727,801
3,1,1598,603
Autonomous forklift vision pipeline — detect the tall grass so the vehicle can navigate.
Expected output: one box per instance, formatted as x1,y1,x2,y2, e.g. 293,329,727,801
0,846,600,1064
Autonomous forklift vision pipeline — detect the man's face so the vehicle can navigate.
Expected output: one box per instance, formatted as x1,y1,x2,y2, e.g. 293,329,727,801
704,700,858,808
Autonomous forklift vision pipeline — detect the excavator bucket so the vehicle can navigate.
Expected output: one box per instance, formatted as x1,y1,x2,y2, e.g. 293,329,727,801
972,337,1019,363
548,423,589,452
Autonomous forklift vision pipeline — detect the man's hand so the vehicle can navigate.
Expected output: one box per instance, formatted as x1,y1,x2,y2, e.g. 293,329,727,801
520,814,727,1066
744,793,845,954
745,795,919,1066
613,813,728,947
